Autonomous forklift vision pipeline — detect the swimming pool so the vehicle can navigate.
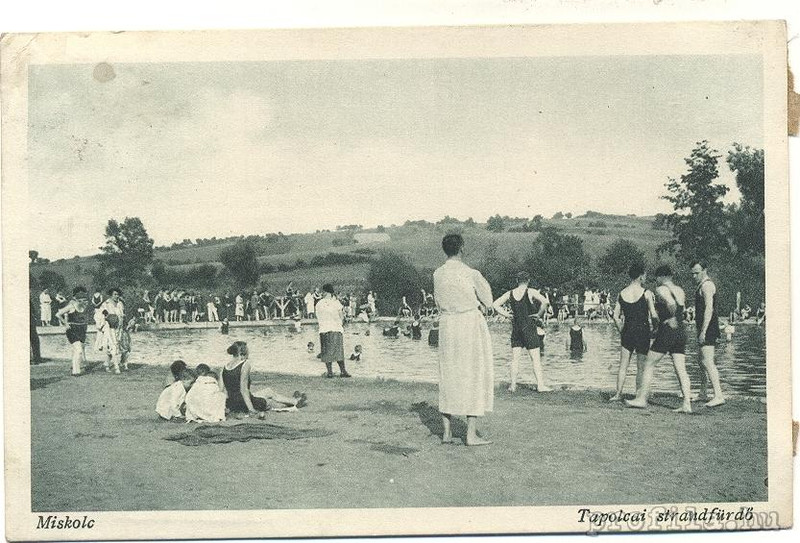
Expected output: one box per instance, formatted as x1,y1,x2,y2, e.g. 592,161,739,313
39,321,766,398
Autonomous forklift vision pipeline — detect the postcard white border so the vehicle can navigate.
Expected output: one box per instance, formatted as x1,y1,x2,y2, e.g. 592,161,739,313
1,21,792,540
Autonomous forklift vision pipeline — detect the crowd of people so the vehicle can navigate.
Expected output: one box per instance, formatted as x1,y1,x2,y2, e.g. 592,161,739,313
34,232,757,442
132,286,381,324
432,233,735,446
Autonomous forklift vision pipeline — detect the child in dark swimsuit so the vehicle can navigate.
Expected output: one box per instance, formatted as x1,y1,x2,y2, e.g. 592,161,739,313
566,316,588,354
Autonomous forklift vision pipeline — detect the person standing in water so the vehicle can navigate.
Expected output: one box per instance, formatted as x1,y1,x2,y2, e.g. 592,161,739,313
433,234,495,446
566,315,588,355
691,261,726,407
626,265,693,413
610,262,657,401
316,283,351,378
492,271,551,393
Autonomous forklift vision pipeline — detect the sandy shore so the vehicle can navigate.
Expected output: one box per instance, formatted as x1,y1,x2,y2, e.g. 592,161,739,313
30,359,767,511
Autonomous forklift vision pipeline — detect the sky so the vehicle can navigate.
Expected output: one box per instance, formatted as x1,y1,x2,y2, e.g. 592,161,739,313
27,54,763,259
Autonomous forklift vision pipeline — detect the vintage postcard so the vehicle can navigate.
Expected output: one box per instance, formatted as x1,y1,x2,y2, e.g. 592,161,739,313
1,22,792,540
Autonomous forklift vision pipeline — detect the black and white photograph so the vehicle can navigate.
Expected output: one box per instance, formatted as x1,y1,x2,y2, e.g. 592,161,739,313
1,14,793,541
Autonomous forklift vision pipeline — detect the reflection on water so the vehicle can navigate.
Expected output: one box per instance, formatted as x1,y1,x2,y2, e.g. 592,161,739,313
40,321,766,398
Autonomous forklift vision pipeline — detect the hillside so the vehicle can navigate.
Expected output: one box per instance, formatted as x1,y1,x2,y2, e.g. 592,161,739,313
30,214,669,293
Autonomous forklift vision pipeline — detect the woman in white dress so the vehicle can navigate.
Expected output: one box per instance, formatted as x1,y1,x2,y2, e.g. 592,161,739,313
433,234,495,446
39,289,52,326
234,293,245,321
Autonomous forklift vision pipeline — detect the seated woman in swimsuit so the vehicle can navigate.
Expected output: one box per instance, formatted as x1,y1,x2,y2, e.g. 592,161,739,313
221,341,305,418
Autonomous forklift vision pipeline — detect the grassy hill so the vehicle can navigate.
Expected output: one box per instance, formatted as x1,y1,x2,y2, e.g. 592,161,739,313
30,214,670,294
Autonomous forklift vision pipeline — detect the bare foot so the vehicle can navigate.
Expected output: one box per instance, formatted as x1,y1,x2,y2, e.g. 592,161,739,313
704,397,726,407
466,436,493,446
609,394,622,402
673,405,693,414
625,398,648,409
537,385,553,392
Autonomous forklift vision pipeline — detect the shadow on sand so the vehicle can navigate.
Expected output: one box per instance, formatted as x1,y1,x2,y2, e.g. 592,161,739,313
410,401,467,441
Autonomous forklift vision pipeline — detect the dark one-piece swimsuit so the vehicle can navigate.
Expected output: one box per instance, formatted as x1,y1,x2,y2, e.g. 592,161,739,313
619,291,651,355
650,287,686,355
222,361,268,412
509,289,540,350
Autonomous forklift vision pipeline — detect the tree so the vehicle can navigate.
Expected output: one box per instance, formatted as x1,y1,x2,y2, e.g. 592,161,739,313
565,212,573,219
97,217,155,285
219,241,260,289
29,250,39,264
36,269,67,293
726,143,765,256
525,227,591,287
366,251,428,313
597,239,646,276
480,242,519,293
486,214,506,233
660,141,730,262
526,215,544,232
651,213,670,230
551,211,564,220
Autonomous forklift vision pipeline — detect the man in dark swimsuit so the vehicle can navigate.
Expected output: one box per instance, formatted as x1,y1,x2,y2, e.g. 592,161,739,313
610,262,657,401
691,261,726,407
626,265,693,413
492,272,551,392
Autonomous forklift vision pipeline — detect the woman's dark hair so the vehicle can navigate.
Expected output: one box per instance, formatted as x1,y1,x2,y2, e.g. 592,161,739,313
322,283,335,295
653,264,673,278
179,368,196,381
195,363,211,376
108,287,122,295
441,234,464,257
72,286,88,296
226,341,249,357
628,261,646,279
515,271,530,285
170,360,187,379
690,260,708,270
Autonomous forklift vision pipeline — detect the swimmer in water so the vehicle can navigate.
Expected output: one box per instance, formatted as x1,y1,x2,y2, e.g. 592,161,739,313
566,315,588,354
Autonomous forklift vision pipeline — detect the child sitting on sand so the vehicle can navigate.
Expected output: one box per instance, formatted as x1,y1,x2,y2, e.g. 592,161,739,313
185,364,227,423
349,345,363,362
156,368,196,420
164,359,187,388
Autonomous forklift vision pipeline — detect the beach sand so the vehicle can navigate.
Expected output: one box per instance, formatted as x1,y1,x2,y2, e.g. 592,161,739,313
30,360,767,511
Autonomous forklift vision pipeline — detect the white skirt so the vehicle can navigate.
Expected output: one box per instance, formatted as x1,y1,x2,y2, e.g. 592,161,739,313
438,309,494,417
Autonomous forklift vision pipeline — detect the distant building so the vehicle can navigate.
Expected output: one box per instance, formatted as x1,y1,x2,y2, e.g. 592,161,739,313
354,233,391,244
